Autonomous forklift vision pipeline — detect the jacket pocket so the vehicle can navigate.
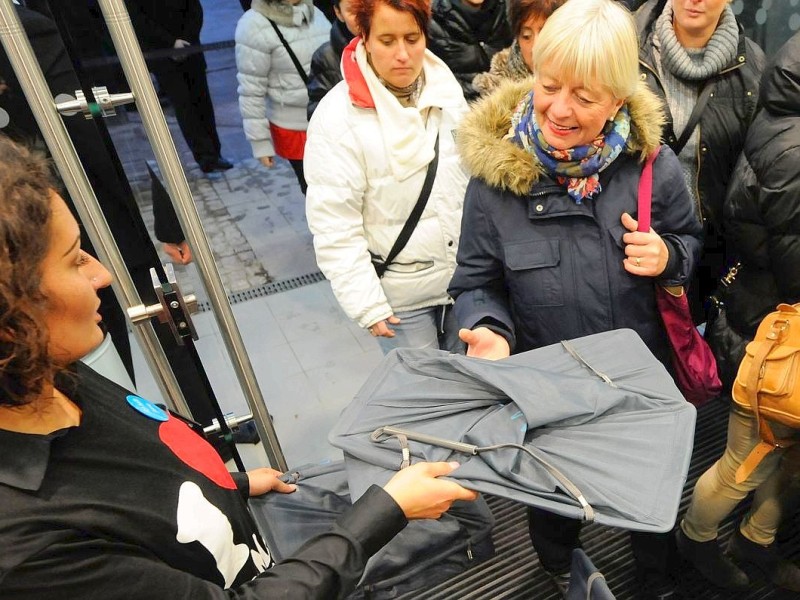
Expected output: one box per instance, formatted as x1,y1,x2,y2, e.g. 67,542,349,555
504,239,563,307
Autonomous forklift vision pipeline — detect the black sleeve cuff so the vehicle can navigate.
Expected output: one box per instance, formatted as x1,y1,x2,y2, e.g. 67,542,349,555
231,471,250,499
337,485,408,558
661,237,680,280
475,317,515,352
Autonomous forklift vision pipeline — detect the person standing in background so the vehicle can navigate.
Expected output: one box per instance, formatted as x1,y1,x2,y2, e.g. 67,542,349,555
427,0,513,100
634,0,764,323
125,0,234,174
235,0,330,194
471,0,566,97
305,0,469,354
675,30,800,594
306,0,358,119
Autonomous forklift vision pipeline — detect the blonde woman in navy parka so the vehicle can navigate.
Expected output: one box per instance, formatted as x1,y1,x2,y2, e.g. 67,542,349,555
448,0,702,595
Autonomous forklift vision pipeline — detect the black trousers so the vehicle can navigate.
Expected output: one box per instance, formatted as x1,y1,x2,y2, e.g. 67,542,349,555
288,158,307,194
527,507,677,577
152,53,221,167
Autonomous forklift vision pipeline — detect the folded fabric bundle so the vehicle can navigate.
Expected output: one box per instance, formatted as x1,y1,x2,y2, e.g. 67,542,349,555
330,328,696,532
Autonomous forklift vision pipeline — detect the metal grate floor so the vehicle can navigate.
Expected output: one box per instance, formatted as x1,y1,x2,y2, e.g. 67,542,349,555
195,271,326,312
401,399,800,599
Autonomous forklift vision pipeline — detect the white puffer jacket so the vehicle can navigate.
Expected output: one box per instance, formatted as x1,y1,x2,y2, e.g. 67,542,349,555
305,39,469,329
235,0,330,158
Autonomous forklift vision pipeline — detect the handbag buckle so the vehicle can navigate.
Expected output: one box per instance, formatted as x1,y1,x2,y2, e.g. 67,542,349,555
767,319,790,342
721,262,740,287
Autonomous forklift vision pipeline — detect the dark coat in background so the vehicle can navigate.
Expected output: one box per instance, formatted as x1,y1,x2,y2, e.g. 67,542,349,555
125,0,204,48
306,19,353,120
635,0,764,322
427,0,512,101
448,80,703,368
124,0,223,168
635,0,764,234
0,6,164,381
723,31,800,338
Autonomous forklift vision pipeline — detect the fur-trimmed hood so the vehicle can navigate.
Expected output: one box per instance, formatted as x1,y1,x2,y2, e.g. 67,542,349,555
457,79,666,196
472,47,533,97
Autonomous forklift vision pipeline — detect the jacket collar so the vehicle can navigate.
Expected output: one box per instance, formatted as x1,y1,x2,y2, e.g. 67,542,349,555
251,0,314,27
0,427,71,491
331,19,354,56
343,37,465,180
342,37,374,108
457,79,665,196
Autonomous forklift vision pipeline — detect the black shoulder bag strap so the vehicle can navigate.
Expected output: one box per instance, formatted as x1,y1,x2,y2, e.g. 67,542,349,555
268,19,309,85
374,134,440,278
672,80,715,156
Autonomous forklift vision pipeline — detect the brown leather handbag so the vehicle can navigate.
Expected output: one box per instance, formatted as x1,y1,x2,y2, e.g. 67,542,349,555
732,303,800,483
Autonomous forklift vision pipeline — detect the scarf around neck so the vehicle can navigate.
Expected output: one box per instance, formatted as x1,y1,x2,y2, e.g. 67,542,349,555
508,90,631,203
656,0,739,81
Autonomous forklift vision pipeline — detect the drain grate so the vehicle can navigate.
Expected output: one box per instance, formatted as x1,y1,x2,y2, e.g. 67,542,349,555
195,272,327,312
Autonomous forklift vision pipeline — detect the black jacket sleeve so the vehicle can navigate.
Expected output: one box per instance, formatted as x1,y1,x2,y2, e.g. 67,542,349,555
125,0,204,49
306,42,342,121
1,486,407,600
650,146,703,287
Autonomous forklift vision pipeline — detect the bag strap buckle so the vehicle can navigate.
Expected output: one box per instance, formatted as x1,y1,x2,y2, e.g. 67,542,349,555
767,319,790,342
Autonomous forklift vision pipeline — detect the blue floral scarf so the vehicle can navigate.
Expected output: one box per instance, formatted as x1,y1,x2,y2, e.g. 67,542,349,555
509,90,631,203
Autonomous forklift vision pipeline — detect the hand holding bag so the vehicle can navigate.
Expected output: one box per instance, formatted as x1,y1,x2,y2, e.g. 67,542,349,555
731,303,800,483
638,148,722,405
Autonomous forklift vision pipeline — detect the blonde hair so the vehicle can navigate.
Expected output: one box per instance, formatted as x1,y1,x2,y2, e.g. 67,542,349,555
532,0,639,100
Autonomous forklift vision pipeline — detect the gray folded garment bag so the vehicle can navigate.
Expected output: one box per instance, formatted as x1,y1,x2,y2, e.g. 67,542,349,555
330,328,697,532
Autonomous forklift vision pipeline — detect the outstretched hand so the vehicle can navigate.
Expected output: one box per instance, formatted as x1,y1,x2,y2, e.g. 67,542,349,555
247,468,298,497
383,461,478,520
620,212,669,277
459,327,510,360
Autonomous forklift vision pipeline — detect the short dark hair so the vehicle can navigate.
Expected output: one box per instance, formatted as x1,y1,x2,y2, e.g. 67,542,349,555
508,0,566,37
352,0,431,41
0,136,57,407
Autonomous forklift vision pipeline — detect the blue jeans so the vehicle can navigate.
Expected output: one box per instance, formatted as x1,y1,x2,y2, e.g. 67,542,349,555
376,305,465,355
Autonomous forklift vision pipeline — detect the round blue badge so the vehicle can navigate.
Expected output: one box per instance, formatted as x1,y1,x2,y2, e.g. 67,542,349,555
126,395,169,422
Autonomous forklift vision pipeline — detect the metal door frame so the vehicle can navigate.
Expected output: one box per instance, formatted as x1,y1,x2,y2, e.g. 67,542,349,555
0,0,287,471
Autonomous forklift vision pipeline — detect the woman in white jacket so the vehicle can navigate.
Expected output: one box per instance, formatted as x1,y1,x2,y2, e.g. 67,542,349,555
304,0,469,353
235,0,330,193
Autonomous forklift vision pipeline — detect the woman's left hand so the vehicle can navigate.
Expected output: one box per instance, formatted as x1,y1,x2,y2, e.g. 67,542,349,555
247,467,297,497
620,212,669,277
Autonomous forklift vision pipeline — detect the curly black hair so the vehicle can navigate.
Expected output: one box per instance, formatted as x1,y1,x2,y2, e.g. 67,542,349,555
0,136,57,407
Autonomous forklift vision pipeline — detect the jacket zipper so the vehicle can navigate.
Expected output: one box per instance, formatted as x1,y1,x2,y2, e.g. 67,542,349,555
693,123,704,222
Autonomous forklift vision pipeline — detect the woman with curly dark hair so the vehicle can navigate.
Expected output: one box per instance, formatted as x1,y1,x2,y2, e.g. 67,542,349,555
0,142,59,407
0,137,476,598
472,0,566,96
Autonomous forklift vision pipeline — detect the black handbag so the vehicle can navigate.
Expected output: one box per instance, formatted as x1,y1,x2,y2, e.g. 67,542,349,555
705,263,749,391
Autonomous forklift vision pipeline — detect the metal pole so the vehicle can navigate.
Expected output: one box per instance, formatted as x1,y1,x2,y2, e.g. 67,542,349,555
0,0,191,417
96,0,287,471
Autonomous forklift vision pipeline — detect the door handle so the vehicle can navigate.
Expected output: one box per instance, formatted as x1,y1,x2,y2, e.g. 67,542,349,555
55,86,135,119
